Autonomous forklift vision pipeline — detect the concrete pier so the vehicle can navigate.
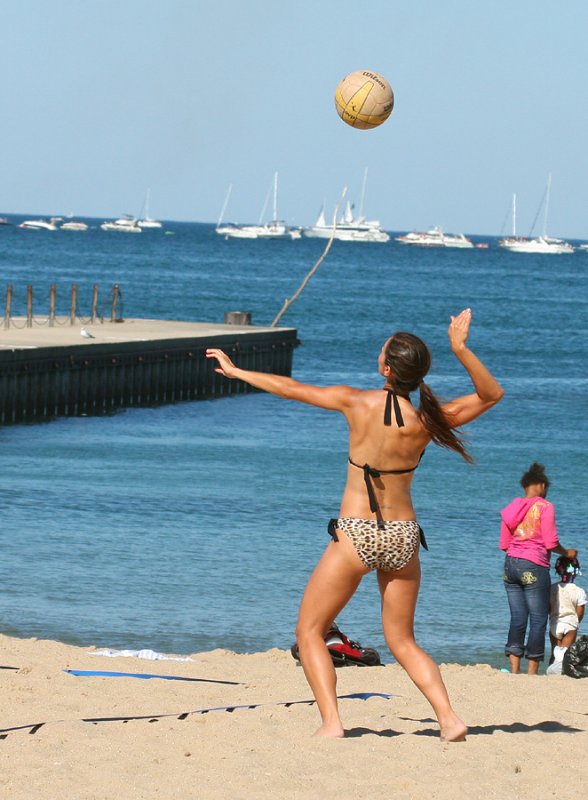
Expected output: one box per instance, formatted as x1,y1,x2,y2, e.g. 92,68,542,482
0,318,299,424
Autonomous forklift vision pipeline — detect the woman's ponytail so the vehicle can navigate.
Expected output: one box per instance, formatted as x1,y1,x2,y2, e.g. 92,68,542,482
385,331,473,463
418,381,473,463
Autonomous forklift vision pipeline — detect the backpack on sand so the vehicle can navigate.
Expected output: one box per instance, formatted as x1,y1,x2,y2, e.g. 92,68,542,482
290,622,381,667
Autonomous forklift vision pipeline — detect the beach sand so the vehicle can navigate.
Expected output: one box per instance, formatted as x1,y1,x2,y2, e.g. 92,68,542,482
1,634,587,799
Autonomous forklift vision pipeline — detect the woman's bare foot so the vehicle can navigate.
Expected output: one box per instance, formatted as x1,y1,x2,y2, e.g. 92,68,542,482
313,722,345,738
440,718,468,742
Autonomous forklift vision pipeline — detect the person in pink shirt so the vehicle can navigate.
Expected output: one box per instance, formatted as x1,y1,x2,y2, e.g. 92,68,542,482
500,462,578,675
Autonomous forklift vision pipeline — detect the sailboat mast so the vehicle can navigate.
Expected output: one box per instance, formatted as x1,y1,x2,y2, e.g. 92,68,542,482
543,172,552,237
273,171,278,222
217,184,233,227
359,167,368,220
513,192,517,237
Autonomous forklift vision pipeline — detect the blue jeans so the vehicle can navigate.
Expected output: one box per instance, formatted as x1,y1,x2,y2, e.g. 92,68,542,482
503,555,551,660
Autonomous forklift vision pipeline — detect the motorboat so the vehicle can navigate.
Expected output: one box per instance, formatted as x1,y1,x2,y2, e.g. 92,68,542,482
0,217,10,225
303,202,390,242
100,216,142,233
18,218,59,231
303,169,390,243
396,226,473,248
61,221,89,231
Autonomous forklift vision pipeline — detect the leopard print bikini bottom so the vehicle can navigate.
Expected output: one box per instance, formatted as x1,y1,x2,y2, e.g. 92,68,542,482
328,517,425,572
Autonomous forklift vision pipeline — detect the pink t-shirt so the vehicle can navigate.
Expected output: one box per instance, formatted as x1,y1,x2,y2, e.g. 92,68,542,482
499,496,559,568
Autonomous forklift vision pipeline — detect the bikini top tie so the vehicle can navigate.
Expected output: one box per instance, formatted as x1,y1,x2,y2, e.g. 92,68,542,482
348,388,423,515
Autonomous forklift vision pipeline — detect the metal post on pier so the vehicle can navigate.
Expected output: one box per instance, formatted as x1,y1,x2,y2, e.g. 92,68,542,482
26,285,33,328
91,284,99,323
49,284,56,327
4,285,12,329
70,284,77,325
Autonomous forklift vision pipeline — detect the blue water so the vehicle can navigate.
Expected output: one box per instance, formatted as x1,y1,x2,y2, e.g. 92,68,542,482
0,218,586,668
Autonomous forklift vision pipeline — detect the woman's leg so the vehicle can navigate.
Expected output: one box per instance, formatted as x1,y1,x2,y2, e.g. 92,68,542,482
503,557,527,672
377,552,467,742
521,563,551,674
296,535,368,737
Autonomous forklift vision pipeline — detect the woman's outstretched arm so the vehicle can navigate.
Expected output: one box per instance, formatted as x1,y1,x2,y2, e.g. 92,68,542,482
441,308,505,427
205,348,358,412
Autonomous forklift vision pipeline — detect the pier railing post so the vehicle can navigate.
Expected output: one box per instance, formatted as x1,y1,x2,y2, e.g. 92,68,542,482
111,284,120,322
4,284,12,329
91,284,99,323
26,285,33,328
49,284,56,327
70,284,77,325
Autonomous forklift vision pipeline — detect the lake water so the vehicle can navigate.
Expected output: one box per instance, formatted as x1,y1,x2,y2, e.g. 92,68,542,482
0,217,586,668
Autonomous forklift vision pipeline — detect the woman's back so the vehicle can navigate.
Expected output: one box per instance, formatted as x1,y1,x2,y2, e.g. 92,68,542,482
340,388,430,520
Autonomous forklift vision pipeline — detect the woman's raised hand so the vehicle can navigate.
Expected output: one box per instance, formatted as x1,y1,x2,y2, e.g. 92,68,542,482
448,308,472,352
206,348,239,378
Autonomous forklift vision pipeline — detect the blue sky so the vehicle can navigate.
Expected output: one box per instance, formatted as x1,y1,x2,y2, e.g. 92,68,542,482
2,1,587,236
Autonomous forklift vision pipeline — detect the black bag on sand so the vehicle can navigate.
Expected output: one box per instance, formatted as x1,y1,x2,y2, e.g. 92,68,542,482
562,635,588,678
290,623,381,667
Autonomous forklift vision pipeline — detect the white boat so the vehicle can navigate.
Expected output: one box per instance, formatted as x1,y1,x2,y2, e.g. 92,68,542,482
396,226,473,248
257,173,300,240
216,175,299,240
499,177,574,254
18,218,59,231
303,169,390,243
215,182,266,238
61,220,89,231
502,235,574,254
137,189,162,229
217,223,265,238
579,244,588,251
100,216,142,233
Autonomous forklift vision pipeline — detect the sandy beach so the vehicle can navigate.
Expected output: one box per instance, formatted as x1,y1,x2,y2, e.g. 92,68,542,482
1,634,587,799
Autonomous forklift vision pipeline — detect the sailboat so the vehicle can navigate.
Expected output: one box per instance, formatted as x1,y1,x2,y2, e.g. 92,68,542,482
302,168,389,242
499,176,573,254
257,172,300,239
138,189,163,229
215,183,267,239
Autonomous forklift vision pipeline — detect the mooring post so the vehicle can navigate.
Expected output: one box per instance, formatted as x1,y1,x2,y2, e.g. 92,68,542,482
91,284,99,323
111,284,120,322
26,285,33,328
49,284,56,327
4,285,12,329
70,284,77,325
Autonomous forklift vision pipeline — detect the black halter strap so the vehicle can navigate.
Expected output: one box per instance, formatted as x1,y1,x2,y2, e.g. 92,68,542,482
384,388,405,428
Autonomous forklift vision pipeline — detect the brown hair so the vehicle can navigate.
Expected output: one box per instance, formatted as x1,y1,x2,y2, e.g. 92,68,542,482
385,332,473,463
520,462,550,491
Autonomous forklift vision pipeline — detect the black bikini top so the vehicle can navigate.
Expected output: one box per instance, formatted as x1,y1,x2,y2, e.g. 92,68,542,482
348,388,423,514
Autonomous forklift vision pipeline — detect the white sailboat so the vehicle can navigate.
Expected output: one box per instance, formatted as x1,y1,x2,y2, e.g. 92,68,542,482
215,182,267,239
257,172,300,239
500,176,574,254
302,168,389,242
138,189,163,229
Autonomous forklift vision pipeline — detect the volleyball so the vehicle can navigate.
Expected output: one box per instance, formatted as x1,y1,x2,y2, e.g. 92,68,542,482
334,70,394,130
